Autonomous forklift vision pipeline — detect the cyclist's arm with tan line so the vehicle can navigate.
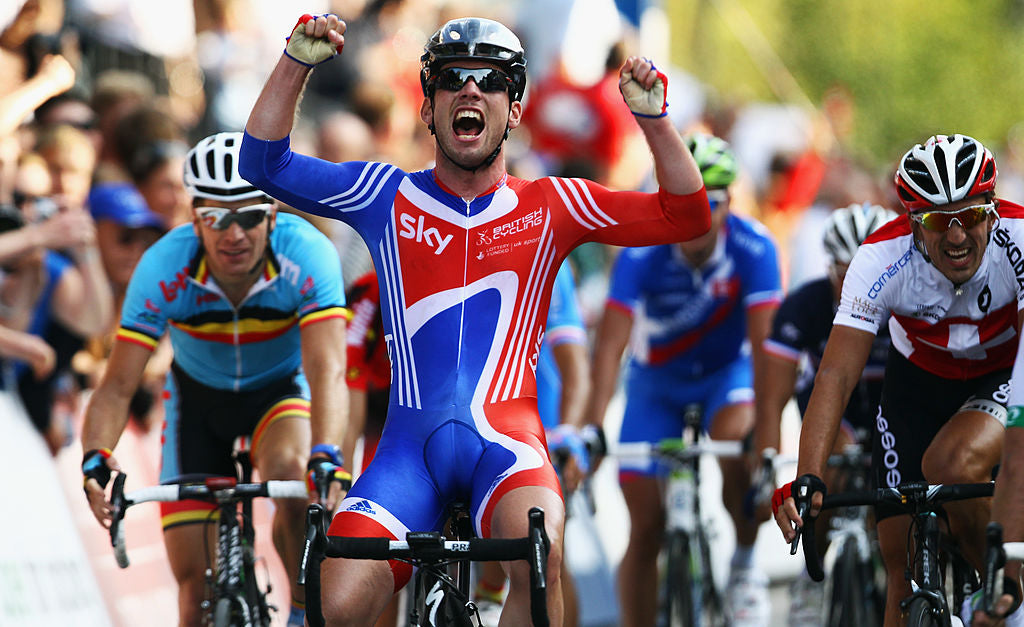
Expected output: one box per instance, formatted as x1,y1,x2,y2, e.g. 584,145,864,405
753,350,799,456
775,324,873,540
584,306,632,429
301,315,349,507
80,339,153,525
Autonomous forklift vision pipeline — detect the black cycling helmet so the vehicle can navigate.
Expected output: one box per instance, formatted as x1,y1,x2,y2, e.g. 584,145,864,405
420,17,527,102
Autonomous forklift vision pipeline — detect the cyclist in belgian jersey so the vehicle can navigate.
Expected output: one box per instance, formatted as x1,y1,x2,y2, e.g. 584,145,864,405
586,133,782,627
81,132,350,627
240,14,710,626
773,134,1024,627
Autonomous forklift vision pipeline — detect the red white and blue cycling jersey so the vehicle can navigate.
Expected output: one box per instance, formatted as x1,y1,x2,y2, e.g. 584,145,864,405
836,201,1024,380
239,133,709,573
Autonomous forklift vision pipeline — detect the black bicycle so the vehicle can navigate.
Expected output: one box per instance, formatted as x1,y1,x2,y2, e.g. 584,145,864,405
612,404,743,627
301,502,550,627
797,480,993,627
109,438,310,627
980,521,1024,621
817,444,885,627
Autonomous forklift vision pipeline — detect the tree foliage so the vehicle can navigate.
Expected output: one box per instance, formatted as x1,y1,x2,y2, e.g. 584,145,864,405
668,0,1024,167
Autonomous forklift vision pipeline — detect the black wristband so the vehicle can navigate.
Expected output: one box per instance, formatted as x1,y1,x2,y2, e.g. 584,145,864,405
82,448,113,490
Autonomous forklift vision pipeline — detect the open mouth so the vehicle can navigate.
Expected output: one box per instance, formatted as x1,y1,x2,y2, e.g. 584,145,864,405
944,247,971,266
453,110,484,139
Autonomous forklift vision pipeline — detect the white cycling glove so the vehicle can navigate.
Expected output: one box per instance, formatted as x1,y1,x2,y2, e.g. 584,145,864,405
620,60,669,118
284,14,342,67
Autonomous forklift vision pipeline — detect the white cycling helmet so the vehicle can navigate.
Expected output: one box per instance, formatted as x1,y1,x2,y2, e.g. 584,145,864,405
184,132,270,202
822,202,898,265
894,134,997,211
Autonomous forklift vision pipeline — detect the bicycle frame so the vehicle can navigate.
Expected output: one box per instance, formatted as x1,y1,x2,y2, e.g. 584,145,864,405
612,406,743,626
301,505,550,627
799,481,993,625
109,465,308,627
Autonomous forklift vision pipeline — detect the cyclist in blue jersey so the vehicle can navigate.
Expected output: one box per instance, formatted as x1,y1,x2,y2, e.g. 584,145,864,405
240,13,710,627
753,202,896,625
81,132,350,627
586,134,781,627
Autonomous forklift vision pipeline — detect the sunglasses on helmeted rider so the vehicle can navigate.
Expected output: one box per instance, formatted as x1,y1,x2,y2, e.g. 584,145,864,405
195,204,273,231
432,67,513,94
706,189,730,211
909,202,995,232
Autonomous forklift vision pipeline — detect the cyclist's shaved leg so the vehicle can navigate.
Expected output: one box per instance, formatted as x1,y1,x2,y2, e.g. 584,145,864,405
252,409,311,606
922,409,1004,570
320,557,395,626
708,402,758,545
876,514,913,627
164,522,218,627
490,485,565,627
618,476,664,627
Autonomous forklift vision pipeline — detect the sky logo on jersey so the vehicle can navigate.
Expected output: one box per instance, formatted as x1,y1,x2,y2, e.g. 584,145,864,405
992,226,1024,290
399,213,453,255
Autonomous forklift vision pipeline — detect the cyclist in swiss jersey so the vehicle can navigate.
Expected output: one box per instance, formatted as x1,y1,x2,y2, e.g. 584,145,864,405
239,13,710,626
772,134,1024,626
81,133,350,627
753,202,896,624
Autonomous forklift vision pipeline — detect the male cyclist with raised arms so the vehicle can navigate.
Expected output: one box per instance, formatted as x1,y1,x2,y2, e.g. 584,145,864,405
753,202,896,624
585,133,782,627
81,132,350,627
772,134,1024,627
240,14,710,626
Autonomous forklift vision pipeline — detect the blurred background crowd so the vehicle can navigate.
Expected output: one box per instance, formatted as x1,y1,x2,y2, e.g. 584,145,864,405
4,0,1024,624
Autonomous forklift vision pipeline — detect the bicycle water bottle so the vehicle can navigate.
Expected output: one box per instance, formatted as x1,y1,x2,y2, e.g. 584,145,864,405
666,467,697,533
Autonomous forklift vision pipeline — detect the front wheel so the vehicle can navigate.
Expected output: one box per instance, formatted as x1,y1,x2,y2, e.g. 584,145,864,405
826,540,880,627
665,532,697,627
904,596,946,627
213,594,254,627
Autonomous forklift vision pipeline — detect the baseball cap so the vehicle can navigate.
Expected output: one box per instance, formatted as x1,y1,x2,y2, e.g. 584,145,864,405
87,182,165,230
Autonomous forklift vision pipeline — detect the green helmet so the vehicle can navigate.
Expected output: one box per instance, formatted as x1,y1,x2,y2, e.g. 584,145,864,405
685,133,738,188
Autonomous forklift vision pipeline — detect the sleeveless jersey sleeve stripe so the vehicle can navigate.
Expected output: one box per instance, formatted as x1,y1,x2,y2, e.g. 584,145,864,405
116,327,160,350
545,325,587,347
298,306,350,328
763,338,801,363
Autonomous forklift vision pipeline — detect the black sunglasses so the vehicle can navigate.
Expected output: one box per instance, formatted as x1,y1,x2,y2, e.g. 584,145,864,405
432,67,512,94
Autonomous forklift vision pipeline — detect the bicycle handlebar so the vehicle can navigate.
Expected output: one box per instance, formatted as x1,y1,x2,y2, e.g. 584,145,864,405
611,438,744,462
799,481,994,582
302,504,551,627
108,472,308,569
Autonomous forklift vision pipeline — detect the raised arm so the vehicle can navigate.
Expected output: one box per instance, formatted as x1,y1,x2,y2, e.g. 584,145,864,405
619,56,704,196
245,14,346,141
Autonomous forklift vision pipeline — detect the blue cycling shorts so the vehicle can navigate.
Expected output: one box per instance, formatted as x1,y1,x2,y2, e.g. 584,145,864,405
618,355,753,478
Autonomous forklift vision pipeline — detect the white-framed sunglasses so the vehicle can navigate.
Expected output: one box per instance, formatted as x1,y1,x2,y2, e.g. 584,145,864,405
909,202,995,232
195,203,273,231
